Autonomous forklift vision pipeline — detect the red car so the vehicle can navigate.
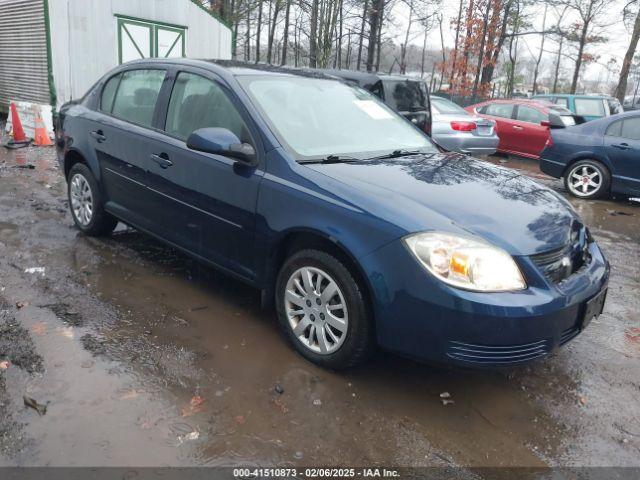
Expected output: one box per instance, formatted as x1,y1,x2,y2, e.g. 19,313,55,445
466,99,577,159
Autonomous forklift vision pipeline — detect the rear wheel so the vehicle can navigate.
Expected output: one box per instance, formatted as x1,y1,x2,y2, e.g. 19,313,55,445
275,249,375,369
68,163,118,236
564,160,610,199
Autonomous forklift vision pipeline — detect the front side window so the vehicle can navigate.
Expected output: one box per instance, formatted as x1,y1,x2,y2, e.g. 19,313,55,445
484,103,514,118
111,69,166,127
574,98,606,117
554,97,569,108
516,106,547,124
165,72,248,142
620,117,640,141
238,75,435,160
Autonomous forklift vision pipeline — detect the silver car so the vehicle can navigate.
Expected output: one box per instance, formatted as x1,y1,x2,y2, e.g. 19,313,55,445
430,96,499,155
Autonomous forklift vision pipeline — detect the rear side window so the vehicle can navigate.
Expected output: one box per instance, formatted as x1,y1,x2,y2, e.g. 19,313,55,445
111,69,166,127
164,72,248,142
620,117,640,141
574,98,605,117
484,103,514,118
384,80,427,112
101,74,121,112
516,106,546,124
554,97,569,108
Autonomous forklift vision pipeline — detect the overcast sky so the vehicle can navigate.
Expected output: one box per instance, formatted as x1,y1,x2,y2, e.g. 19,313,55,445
389,0,634,83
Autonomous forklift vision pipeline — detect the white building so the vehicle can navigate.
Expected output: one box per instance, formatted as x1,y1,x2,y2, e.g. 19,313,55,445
0,0,233,116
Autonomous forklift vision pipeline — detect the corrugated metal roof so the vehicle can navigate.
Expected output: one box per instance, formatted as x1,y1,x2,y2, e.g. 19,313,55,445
0,0,50,111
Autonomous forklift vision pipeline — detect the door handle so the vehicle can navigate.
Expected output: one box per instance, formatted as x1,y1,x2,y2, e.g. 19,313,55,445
150,153,173,169
512,125,524,130
90,130,106,143
612,143,631,150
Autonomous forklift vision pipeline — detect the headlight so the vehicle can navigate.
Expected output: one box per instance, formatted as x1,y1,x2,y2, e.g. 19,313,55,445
404,232,526,292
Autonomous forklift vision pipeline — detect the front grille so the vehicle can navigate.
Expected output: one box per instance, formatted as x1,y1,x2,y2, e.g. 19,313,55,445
530,228,592,284
447,340,549,364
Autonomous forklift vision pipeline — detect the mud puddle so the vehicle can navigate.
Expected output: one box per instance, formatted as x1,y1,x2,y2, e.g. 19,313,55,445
0,147,638,468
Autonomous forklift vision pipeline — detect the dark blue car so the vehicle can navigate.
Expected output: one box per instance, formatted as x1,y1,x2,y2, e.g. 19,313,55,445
540,111,640,199
56,59,609,369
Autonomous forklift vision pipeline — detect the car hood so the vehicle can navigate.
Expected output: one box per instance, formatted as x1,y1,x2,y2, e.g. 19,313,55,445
306,152,580,255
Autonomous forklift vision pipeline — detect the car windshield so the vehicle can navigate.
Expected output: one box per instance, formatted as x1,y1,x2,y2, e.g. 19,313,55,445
238,75,436,161
431,97,468,115
383,80,428,112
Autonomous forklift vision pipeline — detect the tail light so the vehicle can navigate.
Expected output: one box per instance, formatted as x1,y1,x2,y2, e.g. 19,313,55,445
450,121,477,132
545,135,554,148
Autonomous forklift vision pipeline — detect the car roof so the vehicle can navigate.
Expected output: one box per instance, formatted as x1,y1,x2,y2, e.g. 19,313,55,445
534,93,611,100
118,58,342,80
469,98,555,109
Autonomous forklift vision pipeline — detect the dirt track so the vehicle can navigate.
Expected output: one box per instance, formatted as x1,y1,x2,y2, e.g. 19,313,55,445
0,145,638,469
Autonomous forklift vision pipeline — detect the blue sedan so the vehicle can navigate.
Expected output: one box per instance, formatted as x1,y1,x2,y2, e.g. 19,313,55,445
540,111,640,199
56,59,608,369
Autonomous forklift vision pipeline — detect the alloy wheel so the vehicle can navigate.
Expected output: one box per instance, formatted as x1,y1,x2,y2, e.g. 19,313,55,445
284,266,348,355
567,164,602,197
70,173,94,226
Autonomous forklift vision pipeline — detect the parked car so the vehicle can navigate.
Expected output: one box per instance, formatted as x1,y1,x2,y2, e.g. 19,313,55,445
429,95,498,155
467,99,581,159
623,95,640,111
540,111,640,199
532,94,621,120
56,59,609,369
320,70,432,134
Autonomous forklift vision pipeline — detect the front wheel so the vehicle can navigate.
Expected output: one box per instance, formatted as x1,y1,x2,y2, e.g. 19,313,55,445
68,163,118,236
564,160,610,199
275,249,375,369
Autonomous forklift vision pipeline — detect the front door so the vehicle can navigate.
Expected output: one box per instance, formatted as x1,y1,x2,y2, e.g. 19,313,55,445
604,116,640,194
482,103,516,153
145,70,264,279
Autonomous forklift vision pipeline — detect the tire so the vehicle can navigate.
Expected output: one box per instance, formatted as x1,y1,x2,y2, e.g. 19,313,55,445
564,159,611,200
275,249,375,369
67,163,118,236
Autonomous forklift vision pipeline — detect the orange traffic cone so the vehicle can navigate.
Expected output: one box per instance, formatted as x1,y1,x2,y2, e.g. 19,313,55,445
34,113,53,147
8,102,30,146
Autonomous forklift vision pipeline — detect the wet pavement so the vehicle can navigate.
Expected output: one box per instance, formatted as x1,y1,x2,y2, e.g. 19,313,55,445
0,144,638,470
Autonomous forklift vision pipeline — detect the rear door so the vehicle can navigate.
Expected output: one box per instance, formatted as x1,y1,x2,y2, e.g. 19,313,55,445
90,68,167,228
512,105,549,157
481,103,516,152
145,69,265,279
604,116,640,194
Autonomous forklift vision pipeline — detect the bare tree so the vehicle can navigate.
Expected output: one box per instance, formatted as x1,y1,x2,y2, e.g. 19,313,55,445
615,1,640,102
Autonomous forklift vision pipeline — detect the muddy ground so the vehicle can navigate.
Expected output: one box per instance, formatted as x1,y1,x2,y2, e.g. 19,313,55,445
0,142,638,472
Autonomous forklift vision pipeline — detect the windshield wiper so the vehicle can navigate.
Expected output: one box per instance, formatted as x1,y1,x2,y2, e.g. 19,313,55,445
366,149,426,161
298,154,362,165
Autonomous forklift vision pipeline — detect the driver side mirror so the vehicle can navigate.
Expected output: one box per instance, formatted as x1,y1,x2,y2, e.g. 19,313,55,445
186,127,257,166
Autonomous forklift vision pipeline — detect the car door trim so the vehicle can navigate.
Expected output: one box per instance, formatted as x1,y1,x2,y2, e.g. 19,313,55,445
104,167,146,187
146,186,243,229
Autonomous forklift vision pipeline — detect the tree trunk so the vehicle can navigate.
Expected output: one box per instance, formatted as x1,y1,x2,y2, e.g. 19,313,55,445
255,1,263,63
615,8,640,102
281,0,291,65
532,3,548,95
471,0,492,99
267,1,282,64
337,0,343,68
375,0,383,71
309,0,318,67
366,0,382,72
480,0,514,89
552,35,563,93
356,0,368,70
570,22,589,94
448,0,464,87
400,0,413,74
245,1,251,61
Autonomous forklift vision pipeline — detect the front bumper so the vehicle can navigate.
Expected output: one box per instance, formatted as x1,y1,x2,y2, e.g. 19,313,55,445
360,238,609,367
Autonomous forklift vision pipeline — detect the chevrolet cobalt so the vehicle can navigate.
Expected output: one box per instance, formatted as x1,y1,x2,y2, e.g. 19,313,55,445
56,60,609,369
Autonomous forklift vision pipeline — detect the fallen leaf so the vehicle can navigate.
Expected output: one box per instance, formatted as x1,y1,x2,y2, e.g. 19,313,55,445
120,390,142,400
190,395,205,407
58,327,74,339
235,415,246,424
440,392,451,399
0,361,10,370
30,322,46,336
16,301,27,309
23,396,47,416
579,396,587,406
441,399,455,406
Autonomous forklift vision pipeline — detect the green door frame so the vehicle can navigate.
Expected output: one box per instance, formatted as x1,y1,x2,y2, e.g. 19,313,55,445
116,15,187,64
